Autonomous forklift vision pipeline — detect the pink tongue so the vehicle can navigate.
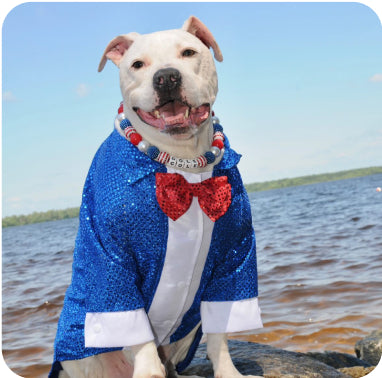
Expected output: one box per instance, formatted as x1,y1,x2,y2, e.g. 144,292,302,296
160,102,188,126
137,103,210,130
190,105,209,125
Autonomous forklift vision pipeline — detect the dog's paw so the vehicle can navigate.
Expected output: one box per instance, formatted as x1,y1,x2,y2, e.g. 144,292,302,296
133,372,165,378
97,350,134,378
131,341,166,378
132,363,166,378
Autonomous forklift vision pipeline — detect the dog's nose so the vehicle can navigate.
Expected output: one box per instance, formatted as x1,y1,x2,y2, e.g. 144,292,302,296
153,68,182,93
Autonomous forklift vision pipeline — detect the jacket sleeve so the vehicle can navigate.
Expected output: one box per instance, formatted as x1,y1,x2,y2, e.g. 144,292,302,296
60,157,155,351
200,167,263,333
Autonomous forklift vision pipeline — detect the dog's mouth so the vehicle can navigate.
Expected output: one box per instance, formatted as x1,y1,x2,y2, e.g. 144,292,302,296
134,101,210,134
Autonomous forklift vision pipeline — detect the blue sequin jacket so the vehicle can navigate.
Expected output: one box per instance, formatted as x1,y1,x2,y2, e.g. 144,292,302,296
51,128,259,373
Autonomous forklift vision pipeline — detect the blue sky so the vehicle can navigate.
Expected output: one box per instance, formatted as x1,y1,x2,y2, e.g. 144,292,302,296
2,2,382,217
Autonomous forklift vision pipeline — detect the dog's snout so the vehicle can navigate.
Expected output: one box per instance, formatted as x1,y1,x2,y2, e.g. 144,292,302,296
153,68,182,93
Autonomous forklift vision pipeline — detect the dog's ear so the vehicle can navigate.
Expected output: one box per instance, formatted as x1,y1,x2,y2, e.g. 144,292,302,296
98,33,139,72
182,16,223,62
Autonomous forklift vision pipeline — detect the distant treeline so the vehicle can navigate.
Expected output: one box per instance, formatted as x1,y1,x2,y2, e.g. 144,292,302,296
2,207,80,228
3,166,382,228
245,166,382,193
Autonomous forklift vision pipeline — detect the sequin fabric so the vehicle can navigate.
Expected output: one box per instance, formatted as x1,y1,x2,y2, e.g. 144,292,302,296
155,173,232,221
50,127,258,375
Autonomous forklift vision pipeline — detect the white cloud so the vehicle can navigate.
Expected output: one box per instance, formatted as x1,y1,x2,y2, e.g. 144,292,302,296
3,91,17,102
76,83,90,97
369,73,382,83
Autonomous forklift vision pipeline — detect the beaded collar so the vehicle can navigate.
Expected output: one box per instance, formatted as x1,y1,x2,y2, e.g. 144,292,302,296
116,103,225,170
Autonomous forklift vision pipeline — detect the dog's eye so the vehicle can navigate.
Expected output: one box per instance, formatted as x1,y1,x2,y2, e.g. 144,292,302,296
182,49,197,58
131,61,144,69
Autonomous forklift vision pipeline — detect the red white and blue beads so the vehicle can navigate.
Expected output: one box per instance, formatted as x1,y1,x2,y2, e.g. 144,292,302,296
157,151,170,165
116,103,224,169
147,146,160,160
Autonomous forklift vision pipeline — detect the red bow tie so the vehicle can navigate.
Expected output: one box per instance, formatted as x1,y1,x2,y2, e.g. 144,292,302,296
156,173,232,222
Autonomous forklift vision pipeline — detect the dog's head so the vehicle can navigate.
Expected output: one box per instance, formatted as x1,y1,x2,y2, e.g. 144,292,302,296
98,16,222,142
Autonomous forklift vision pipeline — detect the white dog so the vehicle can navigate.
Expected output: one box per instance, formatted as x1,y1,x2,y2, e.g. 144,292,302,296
50,16,263,378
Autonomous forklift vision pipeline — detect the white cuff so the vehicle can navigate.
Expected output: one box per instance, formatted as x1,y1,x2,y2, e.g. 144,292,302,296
201,297,263,333
85,309,154,347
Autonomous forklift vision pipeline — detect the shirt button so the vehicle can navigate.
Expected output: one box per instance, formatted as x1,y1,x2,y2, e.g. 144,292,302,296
93,323,102,333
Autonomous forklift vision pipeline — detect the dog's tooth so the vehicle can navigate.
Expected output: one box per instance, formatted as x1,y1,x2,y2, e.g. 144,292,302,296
154,110,161,119
184,108,189,119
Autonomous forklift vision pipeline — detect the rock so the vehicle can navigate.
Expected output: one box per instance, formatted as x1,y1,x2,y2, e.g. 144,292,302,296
182,340,351,377
337,366,376,378
305,351,371,369
355,329,382,366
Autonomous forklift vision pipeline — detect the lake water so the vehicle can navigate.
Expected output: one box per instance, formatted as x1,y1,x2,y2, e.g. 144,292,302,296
2,174,382,377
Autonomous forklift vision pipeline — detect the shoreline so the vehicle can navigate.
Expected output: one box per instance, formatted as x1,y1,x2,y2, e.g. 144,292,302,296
245,166,382,193
3,166,382,228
